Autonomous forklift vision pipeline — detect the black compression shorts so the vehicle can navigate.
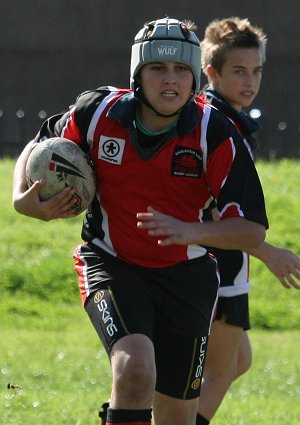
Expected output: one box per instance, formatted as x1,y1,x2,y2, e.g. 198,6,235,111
74,242,219,399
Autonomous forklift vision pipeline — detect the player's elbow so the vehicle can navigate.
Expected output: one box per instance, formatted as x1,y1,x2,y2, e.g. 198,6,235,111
248,223,266,249
12,194,26,216
12,191,21,212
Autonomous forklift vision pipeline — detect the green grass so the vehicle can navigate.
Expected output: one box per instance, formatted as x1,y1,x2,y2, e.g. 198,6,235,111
1,157,300,424
1,313,299,424
248,159,300,330
1,158,300,329
0,305,111,425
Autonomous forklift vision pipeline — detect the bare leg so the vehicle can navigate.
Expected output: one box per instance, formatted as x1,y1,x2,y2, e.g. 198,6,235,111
110,333,156,409
235,331,252,380
153,391,198,425
197,316,251,421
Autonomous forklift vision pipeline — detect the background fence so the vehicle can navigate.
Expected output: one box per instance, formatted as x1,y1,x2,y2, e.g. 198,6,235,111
1,0,299,158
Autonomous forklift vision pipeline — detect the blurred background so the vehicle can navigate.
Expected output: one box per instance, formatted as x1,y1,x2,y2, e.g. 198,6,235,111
1,0,299,158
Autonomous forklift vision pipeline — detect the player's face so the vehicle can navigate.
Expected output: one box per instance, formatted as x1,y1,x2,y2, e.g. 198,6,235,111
210,48,263,111
140,62,194,116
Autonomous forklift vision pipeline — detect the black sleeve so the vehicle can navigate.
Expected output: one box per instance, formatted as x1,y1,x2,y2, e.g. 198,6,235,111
33,113,65,142
205,108,268,229
33,87,113,151
217,137,269,229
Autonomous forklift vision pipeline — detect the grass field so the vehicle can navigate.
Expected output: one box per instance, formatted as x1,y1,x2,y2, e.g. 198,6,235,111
1,157,300,424
1,308,300,424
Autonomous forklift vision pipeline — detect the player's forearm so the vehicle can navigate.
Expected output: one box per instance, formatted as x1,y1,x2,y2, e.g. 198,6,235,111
137,208,266,249
197,217,266,250
246,241,274,261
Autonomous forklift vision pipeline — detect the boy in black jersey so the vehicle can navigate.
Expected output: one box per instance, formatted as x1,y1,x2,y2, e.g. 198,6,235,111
194,17,300,425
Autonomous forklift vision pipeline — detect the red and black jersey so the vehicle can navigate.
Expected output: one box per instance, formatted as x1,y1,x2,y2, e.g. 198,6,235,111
35,86,268,268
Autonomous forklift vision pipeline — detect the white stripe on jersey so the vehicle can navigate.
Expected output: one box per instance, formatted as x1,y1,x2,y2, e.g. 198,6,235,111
219,201,245,218
199,103,211,173
61,105,76,137
220,136,236,190
87,89,120,148
218,281,251,297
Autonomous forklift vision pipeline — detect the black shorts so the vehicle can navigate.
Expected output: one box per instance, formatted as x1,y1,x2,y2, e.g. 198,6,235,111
215,293,250,331
74,242,219,399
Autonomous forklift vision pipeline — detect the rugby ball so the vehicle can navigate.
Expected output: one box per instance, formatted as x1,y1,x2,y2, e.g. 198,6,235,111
26,137,96,214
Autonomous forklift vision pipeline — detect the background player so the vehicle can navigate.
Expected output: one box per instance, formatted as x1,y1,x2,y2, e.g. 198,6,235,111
195,17,300,425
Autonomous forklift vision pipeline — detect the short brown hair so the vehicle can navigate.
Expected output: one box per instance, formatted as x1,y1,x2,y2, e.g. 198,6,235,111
200,17,267,74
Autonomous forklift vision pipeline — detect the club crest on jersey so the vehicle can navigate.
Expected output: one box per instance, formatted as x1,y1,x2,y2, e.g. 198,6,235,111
171,146,203,178
98,136,125,165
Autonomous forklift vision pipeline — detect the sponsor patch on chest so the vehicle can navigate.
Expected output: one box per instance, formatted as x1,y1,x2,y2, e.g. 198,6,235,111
98,136,125,164
171,146,203,178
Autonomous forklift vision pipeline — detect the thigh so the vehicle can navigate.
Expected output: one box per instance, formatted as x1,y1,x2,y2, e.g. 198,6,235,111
154,328,209,400
151,256,219,400
236,330,252,378
204,318,244,375
80,244,157,354
157,254,219,337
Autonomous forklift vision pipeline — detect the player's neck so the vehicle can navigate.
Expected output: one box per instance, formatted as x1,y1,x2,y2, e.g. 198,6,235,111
137,105,178,133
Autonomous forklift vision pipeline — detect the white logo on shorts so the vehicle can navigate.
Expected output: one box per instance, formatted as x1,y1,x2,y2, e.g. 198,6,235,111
97,299,118,337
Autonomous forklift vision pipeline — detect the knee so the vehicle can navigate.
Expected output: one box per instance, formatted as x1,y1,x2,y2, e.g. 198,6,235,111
202,362,233,389
235,348,252,380
115,354,156,396
229,331,252,381
111,335,156,402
